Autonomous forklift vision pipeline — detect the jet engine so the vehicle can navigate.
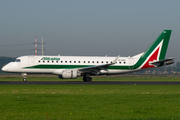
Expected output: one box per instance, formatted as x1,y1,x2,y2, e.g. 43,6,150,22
59,70,80,79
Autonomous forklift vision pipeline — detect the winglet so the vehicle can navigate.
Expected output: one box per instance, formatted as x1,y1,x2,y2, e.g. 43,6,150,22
112,55,120,64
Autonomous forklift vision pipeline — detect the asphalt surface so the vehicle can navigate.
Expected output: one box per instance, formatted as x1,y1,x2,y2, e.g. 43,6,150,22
0,81,180,85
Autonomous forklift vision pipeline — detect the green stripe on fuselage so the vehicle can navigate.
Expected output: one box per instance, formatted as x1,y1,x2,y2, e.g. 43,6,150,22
25,65,93,69
24,64,132,70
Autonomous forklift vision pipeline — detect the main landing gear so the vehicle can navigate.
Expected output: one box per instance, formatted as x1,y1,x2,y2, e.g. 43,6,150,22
83,75,92,82
22,73,27,82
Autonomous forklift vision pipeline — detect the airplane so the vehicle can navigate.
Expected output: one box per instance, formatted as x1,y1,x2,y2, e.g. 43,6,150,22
2,30,175,82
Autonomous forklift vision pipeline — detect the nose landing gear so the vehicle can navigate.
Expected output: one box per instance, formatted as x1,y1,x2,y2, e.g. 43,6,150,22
23,78,27,82
22,73,27,82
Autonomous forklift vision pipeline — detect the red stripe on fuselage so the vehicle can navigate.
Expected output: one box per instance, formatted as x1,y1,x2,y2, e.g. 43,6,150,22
141,47,160,69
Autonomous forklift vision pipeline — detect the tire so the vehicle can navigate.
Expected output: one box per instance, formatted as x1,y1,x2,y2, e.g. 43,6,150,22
83,77,92,82
23,78,27,82
87,77,92,82
83,77,87,82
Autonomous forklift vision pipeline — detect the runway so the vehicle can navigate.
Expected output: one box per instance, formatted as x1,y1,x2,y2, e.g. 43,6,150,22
0,81,180,85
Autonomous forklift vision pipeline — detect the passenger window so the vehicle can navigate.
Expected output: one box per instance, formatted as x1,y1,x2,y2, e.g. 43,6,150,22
124,62,126,64
102,61,103,63
56,61,58,63
52,61,54,63
74,61,76,63
84,61,86,63
88,61,90,63
47,61,49,63
39,61,40,63
70,61,71,63
65,61,67,63
106,61,108,63
97,61,99,63
92,61,94,63
79,61,80,63
43,61,45,63
119,62,121,64
61,61,63,63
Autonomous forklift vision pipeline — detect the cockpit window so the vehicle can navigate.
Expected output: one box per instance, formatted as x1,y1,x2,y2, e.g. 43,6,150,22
15,59,21,62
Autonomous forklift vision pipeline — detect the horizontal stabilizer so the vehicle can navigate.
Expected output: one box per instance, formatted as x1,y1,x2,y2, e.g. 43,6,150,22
149,57,175,67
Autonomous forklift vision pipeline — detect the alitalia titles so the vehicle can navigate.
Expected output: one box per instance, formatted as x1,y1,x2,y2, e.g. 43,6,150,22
41,57,60,61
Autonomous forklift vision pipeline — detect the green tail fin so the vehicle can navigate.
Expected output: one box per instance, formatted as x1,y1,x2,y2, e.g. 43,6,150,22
141,30,171,60
134,30,172,69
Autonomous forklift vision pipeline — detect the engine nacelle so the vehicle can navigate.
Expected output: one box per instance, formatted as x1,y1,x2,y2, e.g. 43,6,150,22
59,70,79,79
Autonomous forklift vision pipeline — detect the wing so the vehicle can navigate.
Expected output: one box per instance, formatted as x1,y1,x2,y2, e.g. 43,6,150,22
78,55,120,74
149,57,175,67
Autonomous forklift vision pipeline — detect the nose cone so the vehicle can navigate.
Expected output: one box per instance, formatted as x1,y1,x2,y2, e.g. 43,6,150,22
2,65,9,72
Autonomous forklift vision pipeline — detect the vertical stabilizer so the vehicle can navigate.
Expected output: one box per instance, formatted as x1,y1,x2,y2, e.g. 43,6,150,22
141,30,171,60
134,30,172,69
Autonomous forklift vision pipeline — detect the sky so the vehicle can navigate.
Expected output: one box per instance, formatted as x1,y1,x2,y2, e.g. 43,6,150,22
0,0,180,62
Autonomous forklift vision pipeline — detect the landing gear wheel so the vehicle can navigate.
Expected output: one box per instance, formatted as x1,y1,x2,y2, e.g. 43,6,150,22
87,77,92,82
83,77,87,82
83,77,92,82
23,78,27,82
22,73,27,82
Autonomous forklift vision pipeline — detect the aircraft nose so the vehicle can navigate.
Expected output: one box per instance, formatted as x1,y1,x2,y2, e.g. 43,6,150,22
2,65,9,72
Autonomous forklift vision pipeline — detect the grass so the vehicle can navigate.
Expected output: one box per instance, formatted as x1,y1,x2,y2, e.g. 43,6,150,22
0,85,180,120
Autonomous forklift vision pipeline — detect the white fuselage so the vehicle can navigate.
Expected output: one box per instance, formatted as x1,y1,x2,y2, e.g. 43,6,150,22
2,54,142,76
